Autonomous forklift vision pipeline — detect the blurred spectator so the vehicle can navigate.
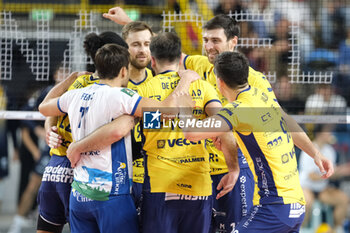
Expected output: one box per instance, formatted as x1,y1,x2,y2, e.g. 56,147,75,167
240,22,268,73
267,18,290,75
7,66,63,233
214,0,245,15
273,75,304,114
320,0,347,49
0,83,9,210
305,84,347,115
334,27,350,105
271,0,315,61
299,125,349,233
248,0,276,38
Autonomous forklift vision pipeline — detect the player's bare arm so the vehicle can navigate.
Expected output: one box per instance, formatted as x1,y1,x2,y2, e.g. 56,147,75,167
281,108,334,178
67,115,136,168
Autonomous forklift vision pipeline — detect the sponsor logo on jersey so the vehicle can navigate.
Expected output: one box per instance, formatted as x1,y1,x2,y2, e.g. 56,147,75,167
121,88,136,97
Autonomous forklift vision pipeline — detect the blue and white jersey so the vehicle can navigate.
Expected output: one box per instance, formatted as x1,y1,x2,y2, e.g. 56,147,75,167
58,83,142,201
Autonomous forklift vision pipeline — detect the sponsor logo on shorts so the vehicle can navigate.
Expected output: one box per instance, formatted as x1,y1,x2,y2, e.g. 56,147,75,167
72,189,93,202
165,192,208,201
42,165,74,183
289,203,305,218
242,205,260,228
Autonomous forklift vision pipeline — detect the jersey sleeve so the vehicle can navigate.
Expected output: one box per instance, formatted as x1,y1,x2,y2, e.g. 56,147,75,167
111,88,142,116
68,74,99,91
201,80,221,109
57,89,77,114
216,103,240,131
184,55,210,71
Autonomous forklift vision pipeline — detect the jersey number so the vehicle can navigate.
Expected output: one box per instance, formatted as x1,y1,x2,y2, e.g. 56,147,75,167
78,107,89,128
59,114,71,133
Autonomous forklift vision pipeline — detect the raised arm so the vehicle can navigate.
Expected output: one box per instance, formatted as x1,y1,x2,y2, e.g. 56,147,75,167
102,7,132,25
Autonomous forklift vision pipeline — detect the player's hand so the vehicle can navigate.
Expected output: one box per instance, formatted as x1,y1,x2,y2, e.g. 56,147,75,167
175,92,195,108
102,7,132,25
67,142,81,168
313,151,334,179
178,70,201,83
46,126,62,148
216,170,239,199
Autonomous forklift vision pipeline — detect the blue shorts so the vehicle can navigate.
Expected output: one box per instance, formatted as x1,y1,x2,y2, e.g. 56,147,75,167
234,203,305,233
141,192,212,233
211,167,254,233
132,181,143,211
37,155,73,225
70,189,139,233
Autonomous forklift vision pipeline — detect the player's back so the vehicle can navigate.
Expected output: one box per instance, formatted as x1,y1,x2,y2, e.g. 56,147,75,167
137,70,220,196
217,86,305,206
50,74,99,157
59,83,141,201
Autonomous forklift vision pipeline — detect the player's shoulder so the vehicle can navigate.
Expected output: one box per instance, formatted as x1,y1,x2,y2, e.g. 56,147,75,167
68,74,99,91
248,67,266,79
185,55,211,69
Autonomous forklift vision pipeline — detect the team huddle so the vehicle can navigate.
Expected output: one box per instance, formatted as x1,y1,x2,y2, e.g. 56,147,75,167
36,7,334,233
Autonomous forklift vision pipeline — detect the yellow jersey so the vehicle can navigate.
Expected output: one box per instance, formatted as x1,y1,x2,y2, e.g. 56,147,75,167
127,68,154,184
184,55,277,174
137,70,220,196
216,86,305,205
50,74,99,156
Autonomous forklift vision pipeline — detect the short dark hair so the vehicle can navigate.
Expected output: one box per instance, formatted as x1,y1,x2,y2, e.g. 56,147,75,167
150,32,181,63
122,21,153,40
84,31,128,72
94,44,129,80
203,15,240,40
214,52,249,89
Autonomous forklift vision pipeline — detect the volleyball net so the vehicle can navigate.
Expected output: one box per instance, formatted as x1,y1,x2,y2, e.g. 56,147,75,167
0,0,349,127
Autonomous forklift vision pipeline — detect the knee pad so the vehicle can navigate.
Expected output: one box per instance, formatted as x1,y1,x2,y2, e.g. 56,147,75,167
37,214,64,233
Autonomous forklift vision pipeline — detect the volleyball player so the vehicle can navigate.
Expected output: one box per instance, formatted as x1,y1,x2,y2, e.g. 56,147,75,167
36,32,128,233
180,14,333,232
39,43,196,233
180,51,334,233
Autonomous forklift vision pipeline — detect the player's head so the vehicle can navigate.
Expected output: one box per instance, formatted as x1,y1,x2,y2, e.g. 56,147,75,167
122,21,153,70
84,31,128,72
214,52,249,93
203,15,240,64
94,44,130,86
150,32,181,73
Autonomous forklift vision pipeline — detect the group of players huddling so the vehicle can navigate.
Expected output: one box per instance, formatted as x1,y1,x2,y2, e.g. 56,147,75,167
36,6,334,233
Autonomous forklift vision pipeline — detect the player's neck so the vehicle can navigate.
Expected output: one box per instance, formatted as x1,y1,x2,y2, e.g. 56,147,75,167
99,78,123,88
227,84,249,102
129,66,146,83
156,64,178,75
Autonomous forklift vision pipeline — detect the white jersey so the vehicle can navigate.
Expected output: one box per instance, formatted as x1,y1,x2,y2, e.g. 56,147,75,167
58,83,142,201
